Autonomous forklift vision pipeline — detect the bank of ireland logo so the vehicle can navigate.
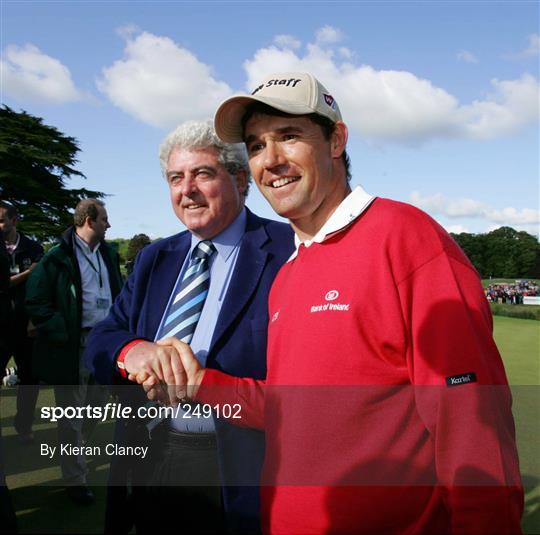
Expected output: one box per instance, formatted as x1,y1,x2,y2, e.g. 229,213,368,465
325,290,339,301
310,290,349,313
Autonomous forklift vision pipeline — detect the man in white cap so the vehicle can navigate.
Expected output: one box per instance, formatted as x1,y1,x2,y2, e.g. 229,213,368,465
136,73,524,534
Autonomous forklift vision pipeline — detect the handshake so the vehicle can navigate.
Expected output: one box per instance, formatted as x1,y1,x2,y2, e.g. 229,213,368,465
123,337,206,406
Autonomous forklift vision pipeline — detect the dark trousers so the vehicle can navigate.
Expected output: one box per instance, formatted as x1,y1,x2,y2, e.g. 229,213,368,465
53,333,109,485
0,413,18,533
134,427,224,534
0,310,39,435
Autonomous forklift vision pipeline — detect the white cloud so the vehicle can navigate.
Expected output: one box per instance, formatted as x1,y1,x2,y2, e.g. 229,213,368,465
273,34,301,50
445,224,470,234
1,43,81,103
504,33,540,59
243,28,540,145
116,24,140,40
316,26,344,45
457,50,479,64
458,74,540,139
486,206,540,225
410,191,540,227
97,27,539,142
523,33,540,56
97,31,232,128
339,47,353,59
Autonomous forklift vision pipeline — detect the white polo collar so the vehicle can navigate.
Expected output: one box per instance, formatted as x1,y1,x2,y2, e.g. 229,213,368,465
289,185,375,261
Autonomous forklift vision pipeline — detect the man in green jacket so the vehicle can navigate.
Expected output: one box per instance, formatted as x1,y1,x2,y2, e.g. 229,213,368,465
26,199,123,505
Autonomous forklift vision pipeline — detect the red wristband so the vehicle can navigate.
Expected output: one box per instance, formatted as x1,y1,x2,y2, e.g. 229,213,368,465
117,339,145,378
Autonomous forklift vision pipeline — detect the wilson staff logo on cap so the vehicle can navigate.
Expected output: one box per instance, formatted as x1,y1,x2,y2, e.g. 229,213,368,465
214,72,342,143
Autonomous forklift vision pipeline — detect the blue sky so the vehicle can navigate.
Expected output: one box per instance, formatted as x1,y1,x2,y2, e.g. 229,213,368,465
1,1,538,239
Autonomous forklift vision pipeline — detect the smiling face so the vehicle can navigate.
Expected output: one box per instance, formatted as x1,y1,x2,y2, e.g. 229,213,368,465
244,113,349,240
166,147,246,239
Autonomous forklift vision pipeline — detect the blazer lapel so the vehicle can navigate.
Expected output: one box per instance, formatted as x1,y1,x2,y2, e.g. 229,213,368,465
207,213,268,360
143,238,190,339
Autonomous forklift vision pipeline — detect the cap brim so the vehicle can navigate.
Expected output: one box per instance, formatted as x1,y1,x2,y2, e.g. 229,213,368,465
214,94,315,143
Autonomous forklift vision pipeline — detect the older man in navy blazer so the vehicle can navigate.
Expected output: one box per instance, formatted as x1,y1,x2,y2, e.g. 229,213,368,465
85,120,294,534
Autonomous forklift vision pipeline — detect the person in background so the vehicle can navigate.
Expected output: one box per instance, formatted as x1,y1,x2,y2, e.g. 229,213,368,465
0,232,18,533
26,199,123,505
0,233,11,375
0,201,43,444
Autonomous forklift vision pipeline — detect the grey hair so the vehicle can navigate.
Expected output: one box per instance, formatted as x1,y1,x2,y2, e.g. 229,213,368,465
159,120,251,196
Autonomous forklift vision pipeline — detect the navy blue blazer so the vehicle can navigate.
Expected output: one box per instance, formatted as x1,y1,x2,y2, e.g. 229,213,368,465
85,208,294,533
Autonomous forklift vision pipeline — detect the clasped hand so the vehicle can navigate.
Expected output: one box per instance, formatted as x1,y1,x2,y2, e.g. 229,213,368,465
123,337,203,405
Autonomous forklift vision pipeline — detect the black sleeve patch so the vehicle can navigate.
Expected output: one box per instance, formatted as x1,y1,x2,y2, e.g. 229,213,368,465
446,372,477,387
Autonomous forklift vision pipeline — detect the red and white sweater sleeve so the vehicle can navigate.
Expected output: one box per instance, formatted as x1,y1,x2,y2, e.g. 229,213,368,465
196,368,267,430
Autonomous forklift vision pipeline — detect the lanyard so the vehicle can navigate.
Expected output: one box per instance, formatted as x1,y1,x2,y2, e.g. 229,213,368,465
6,233,20,268
76,243,103,288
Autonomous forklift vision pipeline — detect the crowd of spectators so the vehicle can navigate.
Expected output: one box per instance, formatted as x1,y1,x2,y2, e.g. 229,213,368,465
485,280,540,304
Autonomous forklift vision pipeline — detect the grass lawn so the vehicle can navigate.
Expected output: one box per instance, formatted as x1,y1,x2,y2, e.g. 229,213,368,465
1,316,539,533
1,385,113,533
493,316,540,386
492,316,540,535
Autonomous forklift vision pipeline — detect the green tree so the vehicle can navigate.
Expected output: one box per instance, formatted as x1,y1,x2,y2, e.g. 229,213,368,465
0,105,104,241
514,231,539,277
453,226,539,278
126,233,151,262
451,232,486,275
483,227,514,277
107,238,130,263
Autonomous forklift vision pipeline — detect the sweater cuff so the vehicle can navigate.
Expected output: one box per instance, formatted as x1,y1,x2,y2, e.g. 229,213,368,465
196,368,239,406
116,339,145,378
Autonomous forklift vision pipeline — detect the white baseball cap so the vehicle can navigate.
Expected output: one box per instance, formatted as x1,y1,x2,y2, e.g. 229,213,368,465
214,72,342,143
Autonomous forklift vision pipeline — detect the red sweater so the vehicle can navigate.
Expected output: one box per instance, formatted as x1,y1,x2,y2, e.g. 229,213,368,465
199,198,523,534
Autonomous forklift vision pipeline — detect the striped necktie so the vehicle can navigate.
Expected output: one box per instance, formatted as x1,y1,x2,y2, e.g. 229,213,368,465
157,240,215,342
